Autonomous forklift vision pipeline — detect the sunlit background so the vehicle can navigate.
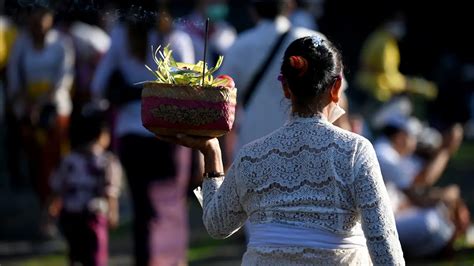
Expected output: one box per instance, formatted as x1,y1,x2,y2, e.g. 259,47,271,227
0,0,473,265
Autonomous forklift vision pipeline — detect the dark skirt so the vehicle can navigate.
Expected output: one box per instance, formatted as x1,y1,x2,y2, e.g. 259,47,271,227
59,210,108,266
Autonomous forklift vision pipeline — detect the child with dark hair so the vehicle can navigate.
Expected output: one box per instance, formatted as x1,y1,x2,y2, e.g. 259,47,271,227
49,103,122,266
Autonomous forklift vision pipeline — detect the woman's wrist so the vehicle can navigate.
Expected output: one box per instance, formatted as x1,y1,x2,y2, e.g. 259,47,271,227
203,171,225,178
201,140,224,174
200,139,221,158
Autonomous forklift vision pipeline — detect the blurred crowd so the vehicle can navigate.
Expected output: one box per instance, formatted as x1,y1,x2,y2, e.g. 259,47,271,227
0,0,473,265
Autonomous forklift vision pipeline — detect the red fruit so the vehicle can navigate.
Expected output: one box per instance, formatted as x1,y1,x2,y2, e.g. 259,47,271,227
216,74,235,89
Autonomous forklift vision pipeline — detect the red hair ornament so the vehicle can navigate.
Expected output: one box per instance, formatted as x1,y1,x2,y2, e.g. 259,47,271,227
289,56,308,77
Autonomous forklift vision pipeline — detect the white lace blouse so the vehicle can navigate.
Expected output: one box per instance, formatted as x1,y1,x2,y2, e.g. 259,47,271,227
201,115,405,265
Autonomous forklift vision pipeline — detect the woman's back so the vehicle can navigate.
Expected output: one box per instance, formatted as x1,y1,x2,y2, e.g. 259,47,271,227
171,33,405,265
238,115,366,235
201,114,403,265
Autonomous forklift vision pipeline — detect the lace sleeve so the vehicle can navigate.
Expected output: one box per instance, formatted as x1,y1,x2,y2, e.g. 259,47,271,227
354,139,405,265
202,160,247,239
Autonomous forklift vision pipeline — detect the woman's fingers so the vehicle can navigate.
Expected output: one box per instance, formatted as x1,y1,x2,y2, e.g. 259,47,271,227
176,134,215,151
177,134,213,143
155,134,209,150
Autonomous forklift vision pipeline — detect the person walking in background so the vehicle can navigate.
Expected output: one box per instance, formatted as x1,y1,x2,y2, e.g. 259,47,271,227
55,1,111,111
6,6,74,236
219,0,322,157
159,35,404,265
49,103,122,266
91,4,194,265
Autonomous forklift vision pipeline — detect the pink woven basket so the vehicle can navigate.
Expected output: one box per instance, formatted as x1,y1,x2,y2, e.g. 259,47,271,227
141,82,237,137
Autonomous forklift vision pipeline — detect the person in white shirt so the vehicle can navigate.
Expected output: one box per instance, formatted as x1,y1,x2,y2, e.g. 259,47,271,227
91,8,194,266
374,115,470,258
218,0,322,158
7,8,74,230
157,35,404,265
57,16,111,108
375,115,464,193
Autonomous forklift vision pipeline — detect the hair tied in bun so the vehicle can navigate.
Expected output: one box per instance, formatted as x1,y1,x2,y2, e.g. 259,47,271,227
289,55,308,77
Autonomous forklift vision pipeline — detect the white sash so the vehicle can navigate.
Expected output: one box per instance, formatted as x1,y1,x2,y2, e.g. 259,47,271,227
248,222,366,249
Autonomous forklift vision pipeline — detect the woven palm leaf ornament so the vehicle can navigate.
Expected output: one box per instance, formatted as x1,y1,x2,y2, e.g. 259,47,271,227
141,18,237,137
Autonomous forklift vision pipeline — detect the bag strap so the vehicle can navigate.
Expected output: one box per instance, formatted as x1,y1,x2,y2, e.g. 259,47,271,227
18,42,26,91
242,30,290,108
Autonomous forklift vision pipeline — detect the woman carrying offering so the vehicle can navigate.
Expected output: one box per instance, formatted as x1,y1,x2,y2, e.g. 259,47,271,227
158,36,405,265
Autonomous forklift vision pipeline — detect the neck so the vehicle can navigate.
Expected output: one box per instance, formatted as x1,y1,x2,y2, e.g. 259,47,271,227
292,107,321,117
291,98,331,119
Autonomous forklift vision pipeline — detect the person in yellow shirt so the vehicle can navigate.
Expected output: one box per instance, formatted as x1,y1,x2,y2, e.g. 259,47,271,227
1,16,18,187
0,16,17,71
356,13,437,103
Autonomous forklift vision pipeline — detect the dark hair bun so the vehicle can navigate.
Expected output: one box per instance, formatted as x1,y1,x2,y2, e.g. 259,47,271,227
289,56,308,77
281,35,343,107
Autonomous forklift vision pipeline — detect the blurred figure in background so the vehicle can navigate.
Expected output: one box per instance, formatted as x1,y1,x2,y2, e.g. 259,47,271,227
0,13,18,187
91,5,194,265
219,0,321,157
49,103,122,266
55,4,111,111
0,15,17,82
6,7,74,236
177,0,236,64
374,114,470,258
355,11,437,123
375,115,463,194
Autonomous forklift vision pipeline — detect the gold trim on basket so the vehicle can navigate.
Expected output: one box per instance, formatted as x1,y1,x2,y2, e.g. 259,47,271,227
150,105,222,125
142,82,237,104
